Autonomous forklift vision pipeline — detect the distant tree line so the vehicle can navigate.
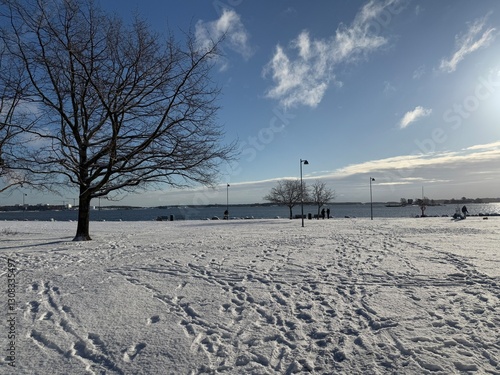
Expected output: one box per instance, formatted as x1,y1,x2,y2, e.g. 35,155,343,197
398,197,496,205
0,204,70,212
442,197,487,204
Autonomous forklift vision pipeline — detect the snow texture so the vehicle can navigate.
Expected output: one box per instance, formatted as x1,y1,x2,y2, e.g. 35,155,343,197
1,217,499,374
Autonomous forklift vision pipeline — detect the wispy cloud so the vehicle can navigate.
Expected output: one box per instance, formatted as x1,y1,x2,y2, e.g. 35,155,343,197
273,142,500,196
133,141,500,204
383,81,396,94
439,13,497,73
412,64,425,79
399,106,432,129
330,145,500,179
465,141,500,151
255,143,500,199
414,5,423,16
263,0,403,108
195,8,254,70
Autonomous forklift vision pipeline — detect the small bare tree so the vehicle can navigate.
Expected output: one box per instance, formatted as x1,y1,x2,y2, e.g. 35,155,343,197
1,0,236,240
264,179,308,219
310,180,335,219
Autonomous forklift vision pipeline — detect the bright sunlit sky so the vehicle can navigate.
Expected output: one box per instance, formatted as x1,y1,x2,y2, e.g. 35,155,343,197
5,0,500,206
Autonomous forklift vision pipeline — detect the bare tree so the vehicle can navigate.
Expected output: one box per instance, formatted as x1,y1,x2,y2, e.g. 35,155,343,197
264,179,308,219
0,41,36,193
0,0,236,240
310,180,335,219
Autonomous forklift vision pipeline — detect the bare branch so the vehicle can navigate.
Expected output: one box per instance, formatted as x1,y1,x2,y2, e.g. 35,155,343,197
264,179,309,219
0,0,236,240
310,180,335,218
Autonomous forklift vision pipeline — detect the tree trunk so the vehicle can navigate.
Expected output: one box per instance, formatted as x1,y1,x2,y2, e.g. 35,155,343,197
74,193,92,241
289,206,293,220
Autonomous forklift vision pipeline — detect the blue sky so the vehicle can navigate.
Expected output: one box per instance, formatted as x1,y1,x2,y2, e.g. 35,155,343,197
5,0,500,206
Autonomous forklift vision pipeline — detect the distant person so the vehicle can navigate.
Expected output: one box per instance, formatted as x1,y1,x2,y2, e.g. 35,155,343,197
327,208,331,219
461,205,468,219
223,209,229,220
321,208,326,220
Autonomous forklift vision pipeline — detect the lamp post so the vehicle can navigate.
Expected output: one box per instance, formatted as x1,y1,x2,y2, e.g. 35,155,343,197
370,177,375,220
22,193,27,220
226,183,230,220
300,159,309,227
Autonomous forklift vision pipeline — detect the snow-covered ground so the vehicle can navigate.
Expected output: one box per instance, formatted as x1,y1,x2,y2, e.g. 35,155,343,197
1,217,499,375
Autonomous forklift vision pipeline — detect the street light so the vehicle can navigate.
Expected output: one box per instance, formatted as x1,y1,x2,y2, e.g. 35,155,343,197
370,177,375,220
226,183,230,220
22,193,28,220
300,159,309,227
66,197,77,207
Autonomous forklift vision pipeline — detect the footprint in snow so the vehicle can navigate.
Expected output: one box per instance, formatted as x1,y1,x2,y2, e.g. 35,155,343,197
123,343,147,362
148,315,160,324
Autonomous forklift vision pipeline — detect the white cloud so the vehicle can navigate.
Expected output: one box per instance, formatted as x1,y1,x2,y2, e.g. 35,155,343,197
234,144,500,201
331,147,500,179
412,65,425,80
439,14,497,73
264,0,404,108
333,0,394,62
122,141,500,204
399,106,432,129
195,8,254,69
263,38,331,108
465,140,500,151
383,81,396,94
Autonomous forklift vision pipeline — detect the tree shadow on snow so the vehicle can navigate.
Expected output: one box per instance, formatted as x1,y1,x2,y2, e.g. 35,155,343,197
0,238,74,250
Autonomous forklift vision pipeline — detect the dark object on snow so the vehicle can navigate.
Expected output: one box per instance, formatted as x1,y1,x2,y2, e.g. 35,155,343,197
461,205,468,218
